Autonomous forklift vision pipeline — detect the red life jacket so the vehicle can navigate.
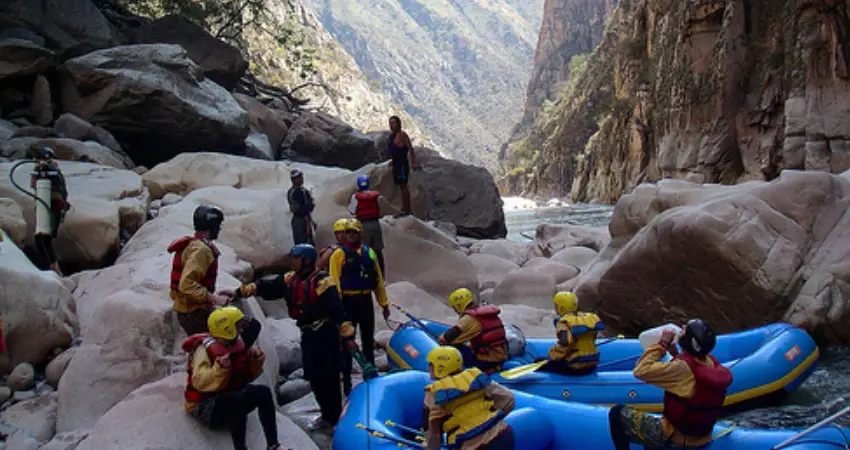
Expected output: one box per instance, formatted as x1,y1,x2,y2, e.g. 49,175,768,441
465,306,507,355
663,353,733,437
168,233,220,293
182,333,250,403
287,272,320,320
354,191,381,220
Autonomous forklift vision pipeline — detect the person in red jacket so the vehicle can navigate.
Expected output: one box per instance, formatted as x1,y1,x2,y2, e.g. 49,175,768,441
437,288,508,374
608,319,733,449
348,175,385,273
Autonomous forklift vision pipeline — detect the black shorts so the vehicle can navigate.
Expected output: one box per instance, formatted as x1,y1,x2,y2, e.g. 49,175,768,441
392,156,409,185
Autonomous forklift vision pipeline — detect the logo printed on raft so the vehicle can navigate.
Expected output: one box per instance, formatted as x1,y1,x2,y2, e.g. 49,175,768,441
628,390,638,399
404,344,419,358
785,345,801,362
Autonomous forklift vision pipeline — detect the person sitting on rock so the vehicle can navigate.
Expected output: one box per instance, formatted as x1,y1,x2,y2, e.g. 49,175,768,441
329,218,391,395
29,147,69,276
536,291,605,376
437,288,508,375
387,115,417,217
168,205,233,336
316,218,350,271
183,306,289,450
609,319,733,450
287,169,315,246
348,175,386,273
229,244,349,431
422,346,515,450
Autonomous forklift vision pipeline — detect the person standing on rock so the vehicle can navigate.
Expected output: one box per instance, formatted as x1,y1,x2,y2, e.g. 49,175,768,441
422,346,516,450
228,244,350,431
29,147,69,276
287,169,315,246
329,218,391,395
609,319,732,450
348,175,386,273
387,116,417,217
182,306,290,450
168,205,233,335
316,218,350,271
536,291,605,376
437,288,508,375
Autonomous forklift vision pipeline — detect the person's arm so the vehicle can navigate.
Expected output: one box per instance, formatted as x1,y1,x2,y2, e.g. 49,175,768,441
178,243,216,306
190,347,230,393
441,315,481,345
402,132,417,168
485,382,515,415
423,391,446,450
632,344,695,398
245,347,267,382
238,272,290,301
287,188,301,215
315,274,344,326
348,194,358,215
329,249,344,296
370,249,389,307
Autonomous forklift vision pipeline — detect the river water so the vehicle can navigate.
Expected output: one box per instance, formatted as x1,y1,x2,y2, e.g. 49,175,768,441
503,201,850,429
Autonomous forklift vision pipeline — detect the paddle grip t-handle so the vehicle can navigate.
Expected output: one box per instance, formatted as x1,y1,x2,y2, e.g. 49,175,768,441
391,302,442,342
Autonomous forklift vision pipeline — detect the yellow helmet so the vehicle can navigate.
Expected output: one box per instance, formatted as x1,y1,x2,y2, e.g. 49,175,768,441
553,291,578,315
448,288,474,314
426,346,463,378
346,219,363,233
333,218,349,233
207,306,245,340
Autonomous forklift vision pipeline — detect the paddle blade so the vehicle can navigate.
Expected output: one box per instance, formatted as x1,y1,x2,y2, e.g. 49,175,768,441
498,360,547,379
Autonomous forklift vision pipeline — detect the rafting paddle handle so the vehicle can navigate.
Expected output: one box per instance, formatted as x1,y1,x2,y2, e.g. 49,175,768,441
771,406,850,449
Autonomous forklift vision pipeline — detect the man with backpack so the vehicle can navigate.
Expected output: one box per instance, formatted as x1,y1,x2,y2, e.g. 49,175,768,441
328,218,390,395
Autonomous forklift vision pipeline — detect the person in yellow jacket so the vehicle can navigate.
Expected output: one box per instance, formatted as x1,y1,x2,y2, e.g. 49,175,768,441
423,346,515,450
167,205,234,336
437,288,508,374
537,291,605,376
183,306,289,450
609,319,732,449
329,218,390,395
316,218,350,271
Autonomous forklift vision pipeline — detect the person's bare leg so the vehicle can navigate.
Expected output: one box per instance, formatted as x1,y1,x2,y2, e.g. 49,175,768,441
400,184,411,215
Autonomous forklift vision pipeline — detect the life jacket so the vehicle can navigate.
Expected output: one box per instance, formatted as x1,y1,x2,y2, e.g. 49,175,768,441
182,333,250,403
339,245,378,291
663,353,733,437
558,312,605,365
465,306,507,355
287,272,321,320
425,368,505,447
354,191,381,220
167,233,220,293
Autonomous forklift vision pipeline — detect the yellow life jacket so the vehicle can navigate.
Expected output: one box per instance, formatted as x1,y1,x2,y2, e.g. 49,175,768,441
559,312,604,365
425,368,505,447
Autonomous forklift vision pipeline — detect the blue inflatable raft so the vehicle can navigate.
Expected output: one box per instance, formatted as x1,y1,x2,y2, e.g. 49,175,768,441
334,371,850,450
385,320,820,412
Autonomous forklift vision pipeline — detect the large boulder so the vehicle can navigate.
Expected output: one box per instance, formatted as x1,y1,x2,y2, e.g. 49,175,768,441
0,197,27,246
573,171,850,345
374,282,456,331
0,137,133,169
0,0,117,56
528,223,611,258
413,147,507,239
0,161,149,270
0,228,73,374
281,111,381,170
134,15,248,91
469,253,520,291
491,267,557,311
234,94,289,151
58,44,249,168
73,374,318,450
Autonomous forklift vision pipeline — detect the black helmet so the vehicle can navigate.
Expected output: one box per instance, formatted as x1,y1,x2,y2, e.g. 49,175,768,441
193,205,224,233
679,319,716,357
34,147,56,160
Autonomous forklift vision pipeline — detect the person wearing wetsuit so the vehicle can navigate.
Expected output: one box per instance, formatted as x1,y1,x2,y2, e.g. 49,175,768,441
387,116,417,217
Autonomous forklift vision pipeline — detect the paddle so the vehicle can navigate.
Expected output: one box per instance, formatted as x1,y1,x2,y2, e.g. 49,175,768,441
391,302,442,341
356,423,448,449
498,334,625,380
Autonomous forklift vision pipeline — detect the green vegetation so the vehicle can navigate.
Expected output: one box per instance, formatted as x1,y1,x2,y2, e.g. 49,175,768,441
568,53,590,83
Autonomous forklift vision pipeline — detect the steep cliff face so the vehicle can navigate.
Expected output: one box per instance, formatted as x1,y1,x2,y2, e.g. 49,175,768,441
303,0,544,171
242,0,432,146
503,0,616,156
505,0,850,202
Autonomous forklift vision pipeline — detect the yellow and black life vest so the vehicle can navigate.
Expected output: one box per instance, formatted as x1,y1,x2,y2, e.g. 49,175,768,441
558,312,604,365
424,368,505,447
